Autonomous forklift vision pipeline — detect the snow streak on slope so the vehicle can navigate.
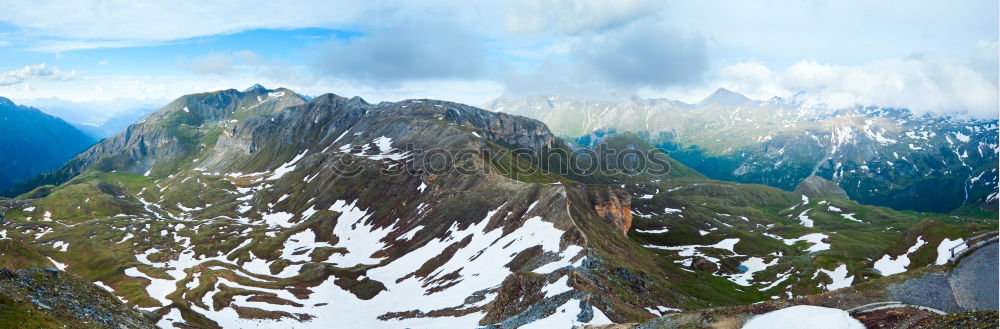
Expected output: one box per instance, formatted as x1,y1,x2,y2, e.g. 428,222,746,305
113,172,601,329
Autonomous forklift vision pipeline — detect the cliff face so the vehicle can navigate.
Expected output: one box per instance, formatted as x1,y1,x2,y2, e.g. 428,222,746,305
446,107,556,151
589,187,634,235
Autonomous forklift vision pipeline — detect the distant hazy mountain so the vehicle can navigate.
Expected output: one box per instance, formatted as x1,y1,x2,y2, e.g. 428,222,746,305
16,97,167,138
73,106,159,138
0,97,96,192
485,89,1000,213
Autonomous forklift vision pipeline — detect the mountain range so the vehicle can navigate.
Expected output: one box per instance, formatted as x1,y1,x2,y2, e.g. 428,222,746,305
485,89,999,214
15,97,167,138
0,86,994,328
0,97,95,193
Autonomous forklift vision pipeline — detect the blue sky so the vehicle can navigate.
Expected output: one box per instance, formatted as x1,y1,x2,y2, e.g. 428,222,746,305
0,0,997,118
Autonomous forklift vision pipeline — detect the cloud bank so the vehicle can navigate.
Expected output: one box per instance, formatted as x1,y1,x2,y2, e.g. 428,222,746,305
180,50,262,76
503,20,708,97
717,54,999,118
0,0,994,119
0,0,372,48
0,63,77,86
503,0,663,34
310,19,485,84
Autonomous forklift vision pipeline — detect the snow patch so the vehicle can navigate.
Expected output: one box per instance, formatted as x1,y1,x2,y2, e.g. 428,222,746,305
770,233,830,253
873,236,926,276
816,264,854,291
743,305,864,329
935,238,966,265
636,227,669,234
724,257,778,286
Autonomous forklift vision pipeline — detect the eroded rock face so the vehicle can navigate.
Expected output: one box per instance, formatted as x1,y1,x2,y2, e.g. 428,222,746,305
589,188,633,235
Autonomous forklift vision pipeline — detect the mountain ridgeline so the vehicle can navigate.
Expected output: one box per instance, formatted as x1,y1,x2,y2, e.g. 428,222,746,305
0,86,994,328
485,89,1000,214
3,87,307,197
0,97,95,193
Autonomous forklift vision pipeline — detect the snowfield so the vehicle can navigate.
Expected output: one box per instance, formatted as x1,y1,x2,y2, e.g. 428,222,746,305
743,305,864,329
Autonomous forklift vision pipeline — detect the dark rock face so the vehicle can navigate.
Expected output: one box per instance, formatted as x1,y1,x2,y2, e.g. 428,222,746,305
794,176,850,200
440,102,556,151
481,273,548,325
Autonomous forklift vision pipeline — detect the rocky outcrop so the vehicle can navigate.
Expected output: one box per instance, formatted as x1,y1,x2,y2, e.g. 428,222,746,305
588,187,633,235
447,107,556,151
0,267,156,329
794,176,850,200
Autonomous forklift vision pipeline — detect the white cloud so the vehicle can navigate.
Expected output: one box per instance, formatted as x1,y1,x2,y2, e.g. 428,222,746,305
503,0,662,34
660,0,998,67
577,20,707,88
0,0,993,121
1,1,668,52
502,19,708,97
0,1,372,48
782,57,998,118
1,72,503,111
717,61,790,100
27,39,163,52
722,61,772,83
180,50,262,76
716,55,999,119
0,63,77,86
310,19,485,84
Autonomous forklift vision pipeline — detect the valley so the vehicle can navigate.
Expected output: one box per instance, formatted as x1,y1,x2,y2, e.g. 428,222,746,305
485,90,999,214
